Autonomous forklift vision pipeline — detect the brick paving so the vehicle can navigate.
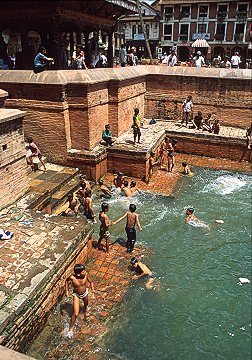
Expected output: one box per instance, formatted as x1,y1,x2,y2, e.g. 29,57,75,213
40,243,143,360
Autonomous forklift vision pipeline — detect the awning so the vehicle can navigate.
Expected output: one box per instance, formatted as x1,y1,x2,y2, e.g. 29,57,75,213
191,39,210,48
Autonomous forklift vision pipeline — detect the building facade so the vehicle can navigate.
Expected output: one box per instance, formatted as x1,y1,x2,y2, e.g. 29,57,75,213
159,0,251,62
119,1,160,59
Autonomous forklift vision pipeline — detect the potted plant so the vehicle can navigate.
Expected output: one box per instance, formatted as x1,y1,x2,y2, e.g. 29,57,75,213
237,11,247,22
234,33,244,43
165,13,173,22
179,10,188,20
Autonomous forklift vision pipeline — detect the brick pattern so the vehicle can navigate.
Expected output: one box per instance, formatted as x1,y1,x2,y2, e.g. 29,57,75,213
0,116,29,210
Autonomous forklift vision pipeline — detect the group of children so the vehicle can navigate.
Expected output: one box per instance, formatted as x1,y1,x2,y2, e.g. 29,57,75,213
180,95,220,134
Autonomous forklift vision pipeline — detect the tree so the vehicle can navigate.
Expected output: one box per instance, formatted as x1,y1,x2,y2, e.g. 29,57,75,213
136,0,153,64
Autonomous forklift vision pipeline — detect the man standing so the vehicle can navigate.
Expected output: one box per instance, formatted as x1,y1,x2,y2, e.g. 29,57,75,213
98,202,113,254
180,95,193,128
193,51,205,68
231,52,241,69
65,264,95,334
167,50,177,67
119,44,127,67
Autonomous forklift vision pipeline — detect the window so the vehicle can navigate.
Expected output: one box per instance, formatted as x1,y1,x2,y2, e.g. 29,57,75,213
180,24,189,41
164,24,172,41
164,6,173,20
138,25,143,34
237,3,248,19
142,10,145,16
234,23,245,42
132,25,136,38
180,6,190,18
198,23,207,33
198,5,208,18
217,4,228,19
215,23,226,40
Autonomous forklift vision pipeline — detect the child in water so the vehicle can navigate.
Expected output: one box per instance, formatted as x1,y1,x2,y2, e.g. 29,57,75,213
182,162,193,176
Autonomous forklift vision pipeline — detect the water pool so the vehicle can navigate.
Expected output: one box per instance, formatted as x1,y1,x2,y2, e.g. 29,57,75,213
27,167,251,360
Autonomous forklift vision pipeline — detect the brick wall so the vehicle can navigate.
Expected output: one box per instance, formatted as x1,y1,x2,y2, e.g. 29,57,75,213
0,68,251,171
2,229,93,351
0,113,29,209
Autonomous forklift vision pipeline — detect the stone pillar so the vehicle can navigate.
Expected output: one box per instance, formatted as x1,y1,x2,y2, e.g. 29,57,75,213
49,21,60,69
107,30,113,68
20,29,31,69
70,31,74,60
84,31,90,67
76,29,82,45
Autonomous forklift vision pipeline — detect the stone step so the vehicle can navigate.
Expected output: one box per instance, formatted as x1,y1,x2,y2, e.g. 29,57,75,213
26,164,80,211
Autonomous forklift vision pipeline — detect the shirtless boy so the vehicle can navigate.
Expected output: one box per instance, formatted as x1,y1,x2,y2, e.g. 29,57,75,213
79,174,91,190
167,139,177,173
63,192,79,217
114,204,142,253
77,183,86,207
83,189,96,223
149,152,158,178
98,179,112,199
121,180,132,197
186,207,201,224
113,172,124,188
130,181,139,196
98,202,113,254
182,162,193,176
65,264,95,334
130,257,154,289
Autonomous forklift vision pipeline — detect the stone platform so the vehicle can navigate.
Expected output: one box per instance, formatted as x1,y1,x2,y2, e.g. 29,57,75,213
67,119,249,182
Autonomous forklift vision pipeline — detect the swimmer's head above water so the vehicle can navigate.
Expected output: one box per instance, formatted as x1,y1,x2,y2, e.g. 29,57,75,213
182,162,187,167
98,179,103,186
186,207,194,215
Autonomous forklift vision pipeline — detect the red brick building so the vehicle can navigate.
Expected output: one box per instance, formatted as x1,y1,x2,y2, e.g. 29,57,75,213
159,0,251,62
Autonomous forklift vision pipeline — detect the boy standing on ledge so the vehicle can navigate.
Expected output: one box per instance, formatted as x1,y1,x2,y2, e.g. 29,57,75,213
132,108,141,145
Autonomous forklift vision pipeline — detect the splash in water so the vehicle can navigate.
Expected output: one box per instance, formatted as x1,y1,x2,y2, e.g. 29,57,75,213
203,175,246,195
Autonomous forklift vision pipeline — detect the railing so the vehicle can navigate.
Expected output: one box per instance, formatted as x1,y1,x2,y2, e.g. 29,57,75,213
234,33,244,43
179,34,188,41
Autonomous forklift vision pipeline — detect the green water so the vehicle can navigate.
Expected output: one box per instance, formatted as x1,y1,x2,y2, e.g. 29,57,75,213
27,167,251,360
95,168,251,360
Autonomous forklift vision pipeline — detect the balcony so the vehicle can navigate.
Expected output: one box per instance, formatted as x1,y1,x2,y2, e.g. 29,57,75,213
179,34,188,41
214,33,225,41
234,33,244,43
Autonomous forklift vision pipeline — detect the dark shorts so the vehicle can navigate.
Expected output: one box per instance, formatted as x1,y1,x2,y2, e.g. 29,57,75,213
99,225,110,238
133,127,141,138
125,226,136,241
84,209,94,220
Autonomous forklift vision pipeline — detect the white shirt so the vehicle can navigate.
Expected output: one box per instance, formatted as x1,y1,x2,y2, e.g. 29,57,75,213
162,55,169,64
168,54,177,66
183,100,193,112
193,55,205,68
231,55,241,66
100,54,107,65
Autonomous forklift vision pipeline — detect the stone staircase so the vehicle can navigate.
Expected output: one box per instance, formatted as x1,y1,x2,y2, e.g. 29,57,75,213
16,163,81,213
